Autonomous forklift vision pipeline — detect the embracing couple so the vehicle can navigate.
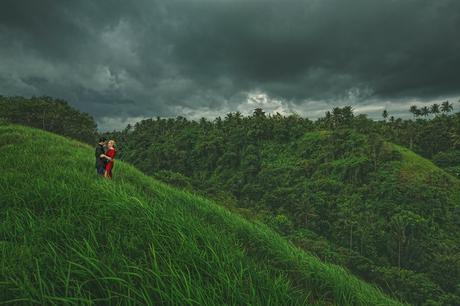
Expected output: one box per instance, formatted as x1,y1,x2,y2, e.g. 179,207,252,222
95,137,117,179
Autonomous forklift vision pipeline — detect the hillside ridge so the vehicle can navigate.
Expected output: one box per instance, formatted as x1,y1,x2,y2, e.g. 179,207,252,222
0,123,402,305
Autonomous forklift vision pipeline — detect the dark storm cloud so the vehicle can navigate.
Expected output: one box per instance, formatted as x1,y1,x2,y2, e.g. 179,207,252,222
1,0,459,129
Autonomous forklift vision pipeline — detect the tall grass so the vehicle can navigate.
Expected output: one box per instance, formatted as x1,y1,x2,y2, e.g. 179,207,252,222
0,124,402,305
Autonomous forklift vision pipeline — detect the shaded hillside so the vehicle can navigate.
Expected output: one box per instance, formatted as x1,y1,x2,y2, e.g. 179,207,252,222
0,95,97,144
0,124,401,305
112,117,460,305
255,131,460,304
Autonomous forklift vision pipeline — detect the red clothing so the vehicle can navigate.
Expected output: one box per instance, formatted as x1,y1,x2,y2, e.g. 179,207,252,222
105,148,116,178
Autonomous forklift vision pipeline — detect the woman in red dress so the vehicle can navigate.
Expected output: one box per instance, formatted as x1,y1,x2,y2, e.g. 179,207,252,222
104,140,117,179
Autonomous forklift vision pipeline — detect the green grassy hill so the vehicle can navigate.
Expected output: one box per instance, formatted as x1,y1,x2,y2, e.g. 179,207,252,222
0,124,402,305
255,130,460,304
164,128,459,305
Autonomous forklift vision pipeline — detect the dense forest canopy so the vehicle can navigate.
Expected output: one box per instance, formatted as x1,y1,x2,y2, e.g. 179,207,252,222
0,96,97,144
108,101,460,178
105,101,460,305
2,96,460,305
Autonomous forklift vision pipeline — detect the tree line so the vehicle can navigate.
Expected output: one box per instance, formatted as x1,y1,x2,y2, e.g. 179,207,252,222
0,95,97,144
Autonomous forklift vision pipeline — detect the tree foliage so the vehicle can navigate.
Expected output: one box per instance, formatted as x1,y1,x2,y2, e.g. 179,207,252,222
104,105,460,305
0,96,97,143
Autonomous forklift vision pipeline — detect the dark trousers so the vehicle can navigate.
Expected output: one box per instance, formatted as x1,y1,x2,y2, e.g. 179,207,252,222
96,165,105,176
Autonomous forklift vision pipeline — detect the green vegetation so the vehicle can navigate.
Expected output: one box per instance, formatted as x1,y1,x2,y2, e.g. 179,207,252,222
0,96,97,144
105,108,460,305
2,96,460,305
0,124,401,305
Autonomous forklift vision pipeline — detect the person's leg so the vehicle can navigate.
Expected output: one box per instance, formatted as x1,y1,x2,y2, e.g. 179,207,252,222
97,166,105,176
105,163,113,179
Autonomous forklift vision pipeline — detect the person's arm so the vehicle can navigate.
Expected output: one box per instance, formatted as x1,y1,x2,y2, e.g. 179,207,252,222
100,154,112,161
96,146,111,160
97,147,112,161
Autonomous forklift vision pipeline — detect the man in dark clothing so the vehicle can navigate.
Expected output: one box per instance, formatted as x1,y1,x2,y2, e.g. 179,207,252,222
95,137,107,176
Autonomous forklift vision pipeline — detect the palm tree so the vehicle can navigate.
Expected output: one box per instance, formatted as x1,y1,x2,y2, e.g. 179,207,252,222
441,101,453,114
332,107,342,128
234,111,242,123
430,103,440,116
409,105,420,118
253,108,266,118
342,106,354,121
420,106,430,117
382,109,389,121
224,112,234,121
324,111,332,129
340,106,354,127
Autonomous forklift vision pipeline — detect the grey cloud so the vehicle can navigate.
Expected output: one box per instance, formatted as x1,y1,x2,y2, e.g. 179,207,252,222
0,0,459,129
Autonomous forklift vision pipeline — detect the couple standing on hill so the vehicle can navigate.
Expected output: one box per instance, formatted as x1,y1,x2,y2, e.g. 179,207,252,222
95,137,117,178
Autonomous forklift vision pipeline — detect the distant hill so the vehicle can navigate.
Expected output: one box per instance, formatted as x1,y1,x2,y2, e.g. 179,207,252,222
0,123,401,305
255,130,460,304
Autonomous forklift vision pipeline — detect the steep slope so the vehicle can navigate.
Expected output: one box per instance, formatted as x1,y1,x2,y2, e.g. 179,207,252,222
0,124,401,305
256,130,460,304
144,128,460,305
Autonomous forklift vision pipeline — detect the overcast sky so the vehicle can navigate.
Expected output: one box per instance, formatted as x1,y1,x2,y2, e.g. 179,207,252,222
1,0,459,130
